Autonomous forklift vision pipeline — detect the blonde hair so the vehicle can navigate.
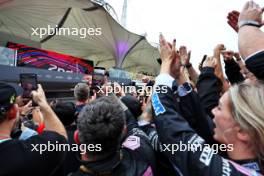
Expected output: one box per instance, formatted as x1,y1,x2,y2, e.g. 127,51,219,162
228,82,264,168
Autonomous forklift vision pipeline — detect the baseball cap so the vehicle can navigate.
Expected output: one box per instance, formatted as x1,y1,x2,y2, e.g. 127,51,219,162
0,82,23,113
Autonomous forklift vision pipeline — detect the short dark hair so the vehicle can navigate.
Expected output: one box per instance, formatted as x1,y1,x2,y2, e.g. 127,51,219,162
77,96,125,158
74,83,90,101
51,101,76,126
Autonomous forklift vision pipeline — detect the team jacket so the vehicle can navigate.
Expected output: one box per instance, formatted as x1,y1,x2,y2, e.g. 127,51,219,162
196,67,222,118
69,107,157,176
151,73,262,176
245,50,264,81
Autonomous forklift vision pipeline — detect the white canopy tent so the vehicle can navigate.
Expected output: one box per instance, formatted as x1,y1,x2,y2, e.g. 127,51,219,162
0,0,160,75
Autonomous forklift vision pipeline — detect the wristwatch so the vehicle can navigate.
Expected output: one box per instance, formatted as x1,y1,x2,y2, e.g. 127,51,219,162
238,20,261,29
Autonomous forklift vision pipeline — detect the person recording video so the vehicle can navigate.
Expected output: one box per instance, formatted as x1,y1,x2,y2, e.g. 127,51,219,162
0,82,67,176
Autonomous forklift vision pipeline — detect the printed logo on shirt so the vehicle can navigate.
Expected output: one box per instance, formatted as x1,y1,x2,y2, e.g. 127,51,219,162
199,146,214,166
188,134,205,145
122,135,140,150
152,92,165,116
222,158,231,176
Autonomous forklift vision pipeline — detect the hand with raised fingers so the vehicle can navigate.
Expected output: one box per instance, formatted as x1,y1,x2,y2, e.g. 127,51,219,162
159,34,175,63
179,46,191,65
159,34,181,79
238,1,264,28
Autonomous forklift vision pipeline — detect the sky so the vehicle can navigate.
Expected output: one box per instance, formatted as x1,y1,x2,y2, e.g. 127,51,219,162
105,0,264,68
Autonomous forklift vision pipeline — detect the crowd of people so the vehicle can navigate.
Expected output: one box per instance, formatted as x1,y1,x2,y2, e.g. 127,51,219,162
0,1,264,175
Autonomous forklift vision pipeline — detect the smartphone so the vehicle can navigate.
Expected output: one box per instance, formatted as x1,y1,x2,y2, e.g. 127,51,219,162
199,55,207,70
92,73,104,87
20,73,38,98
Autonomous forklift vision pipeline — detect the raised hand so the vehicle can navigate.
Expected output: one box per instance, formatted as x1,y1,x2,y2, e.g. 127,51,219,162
227,10,240,32
238,1,264,26
159,34,175,63
214,44,226,59
213,44,227,88
179,46,191,65
159,34,181,79
31,84,48,108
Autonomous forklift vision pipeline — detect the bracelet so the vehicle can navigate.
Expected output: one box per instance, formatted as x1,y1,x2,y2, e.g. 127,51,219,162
184,63,192,69
238,20,261,29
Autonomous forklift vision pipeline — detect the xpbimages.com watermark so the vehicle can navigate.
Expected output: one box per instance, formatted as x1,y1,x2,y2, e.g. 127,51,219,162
31,25,102,38
31,141,102,154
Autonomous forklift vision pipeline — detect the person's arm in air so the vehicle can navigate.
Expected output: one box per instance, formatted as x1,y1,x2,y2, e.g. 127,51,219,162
172,65,216,145
213,44,230,92
179,46,199,84
238,1,264,59
222,50,245,84
179,84,216,145
224,59,245,84
32,84,67,139
152,34,259,176
238,1,264,80
196,57,222,118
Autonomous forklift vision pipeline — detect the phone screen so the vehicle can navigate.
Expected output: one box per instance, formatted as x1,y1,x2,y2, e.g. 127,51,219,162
20,73,38,98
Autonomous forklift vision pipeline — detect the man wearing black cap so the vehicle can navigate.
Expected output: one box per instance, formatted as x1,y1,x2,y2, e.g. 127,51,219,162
0,82,24,140
0,82,67,176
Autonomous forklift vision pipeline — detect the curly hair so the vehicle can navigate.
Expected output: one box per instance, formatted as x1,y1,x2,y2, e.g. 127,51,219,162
77,96,125,158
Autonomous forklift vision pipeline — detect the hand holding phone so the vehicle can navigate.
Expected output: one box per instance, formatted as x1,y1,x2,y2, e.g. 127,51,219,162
20,73,38,106
20,73,38,98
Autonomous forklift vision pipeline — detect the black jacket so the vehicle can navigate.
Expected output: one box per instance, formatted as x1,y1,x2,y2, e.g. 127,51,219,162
152,83,262,175
197,67,222,118
69,109,157,176
224,59,245,84
245,50,264,81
